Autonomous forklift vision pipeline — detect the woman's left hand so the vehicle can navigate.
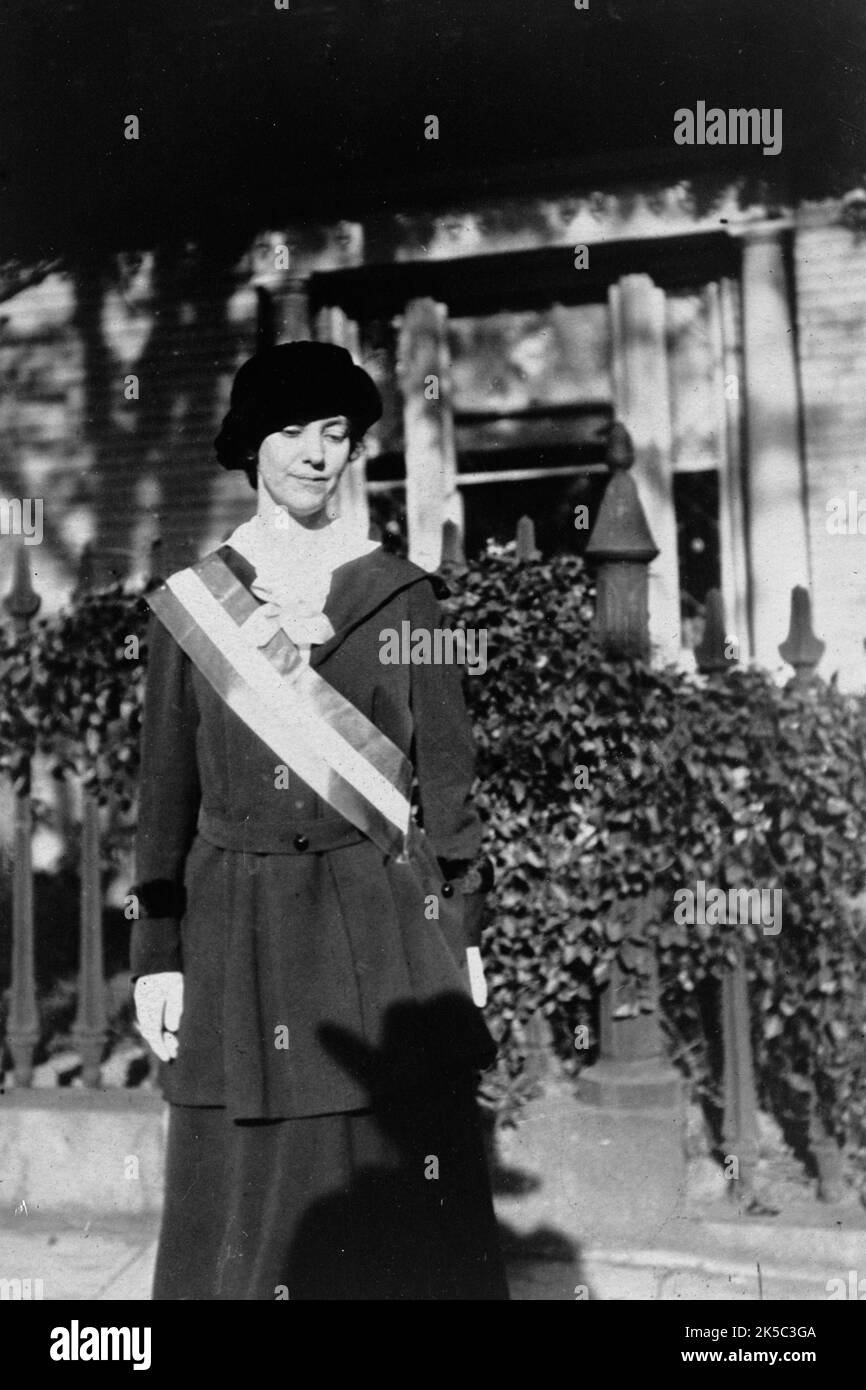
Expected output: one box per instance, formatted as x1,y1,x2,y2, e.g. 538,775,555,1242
134,971,184,1061
466,946,488,1007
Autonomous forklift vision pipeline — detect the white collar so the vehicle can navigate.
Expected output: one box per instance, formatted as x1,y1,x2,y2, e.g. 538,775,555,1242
225,508,379,600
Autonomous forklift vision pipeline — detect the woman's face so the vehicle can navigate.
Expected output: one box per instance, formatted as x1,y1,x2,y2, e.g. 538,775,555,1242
257,416,356,519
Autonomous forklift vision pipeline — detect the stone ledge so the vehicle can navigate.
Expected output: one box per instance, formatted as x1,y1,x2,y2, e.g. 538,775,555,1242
0,1088,163,1111
703,1208,866,1269
0,1092,168,1217
584,1246,852,1301
506,1243,863,1301
577,1059,682,1110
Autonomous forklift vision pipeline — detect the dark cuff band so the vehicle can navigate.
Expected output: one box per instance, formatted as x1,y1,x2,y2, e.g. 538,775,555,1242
129,878,187,920
438,854,495,895
129,918,183,978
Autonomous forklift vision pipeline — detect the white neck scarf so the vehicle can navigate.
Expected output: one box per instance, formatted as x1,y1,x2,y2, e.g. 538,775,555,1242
225,507,380,656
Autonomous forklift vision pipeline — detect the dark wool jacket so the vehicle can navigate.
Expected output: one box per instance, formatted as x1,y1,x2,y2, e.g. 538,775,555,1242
132,544,495,1120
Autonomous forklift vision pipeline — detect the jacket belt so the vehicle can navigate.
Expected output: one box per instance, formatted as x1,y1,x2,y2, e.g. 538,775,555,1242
197,809,365,855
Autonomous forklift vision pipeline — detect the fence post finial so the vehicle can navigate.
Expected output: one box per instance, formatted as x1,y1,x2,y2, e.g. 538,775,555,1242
584,420,658,660
515,515,540,562
606,419,634,471
695,588,737,675
145,536,164,591
779,586,824,685
73,542,97,600
3,544,41,633
441,517,466,572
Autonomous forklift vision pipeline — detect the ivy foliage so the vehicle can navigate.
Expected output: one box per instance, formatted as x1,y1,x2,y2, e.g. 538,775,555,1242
0,586,149,803
444,542,866,1166
2,550,866,1171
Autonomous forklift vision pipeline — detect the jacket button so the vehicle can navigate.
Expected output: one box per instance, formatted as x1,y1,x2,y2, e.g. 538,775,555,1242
293,834,309,852
441,881,454,898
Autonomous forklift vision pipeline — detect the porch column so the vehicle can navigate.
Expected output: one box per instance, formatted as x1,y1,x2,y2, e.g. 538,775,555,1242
397,298,463,572
739,223,810,667
315,305,370,540
272,273,312,343
712,277,750,653
608,274,681,663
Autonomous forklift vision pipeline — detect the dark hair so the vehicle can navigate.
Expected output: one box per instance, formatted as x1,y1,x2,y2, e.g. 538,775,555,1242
215,342,382,487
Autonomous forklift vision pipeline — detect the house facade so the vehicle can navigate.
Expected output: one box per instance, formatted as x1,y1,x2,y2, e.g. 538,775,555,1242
2,170,865,682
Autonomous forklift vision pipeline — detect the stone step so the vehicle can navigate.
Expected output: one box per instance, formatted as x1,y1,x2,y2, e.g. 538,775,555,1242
505,1240,863,1302
0,1213,159,1301
0,1091,166,1217
703,1209,866,1270
584,1244,852,1300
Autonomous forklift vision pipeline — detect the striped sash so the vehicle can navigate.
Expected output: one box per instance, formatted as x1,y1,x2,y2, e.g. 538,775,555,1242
146,551,414,858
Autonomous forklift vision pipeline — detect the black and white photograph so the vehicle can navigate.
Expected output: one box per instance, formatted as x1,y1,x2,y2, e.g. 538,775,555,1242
1,0,866,1344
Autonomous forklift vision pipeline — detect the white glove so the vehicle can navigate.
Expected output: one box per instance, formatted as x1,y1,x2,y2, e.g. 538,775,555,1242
134,972,184,1062
466,947,488,1008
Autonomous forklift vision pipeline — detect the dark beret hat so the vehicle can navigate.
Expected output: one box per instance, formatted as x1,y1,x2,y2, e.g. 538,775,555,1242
215,341,383,473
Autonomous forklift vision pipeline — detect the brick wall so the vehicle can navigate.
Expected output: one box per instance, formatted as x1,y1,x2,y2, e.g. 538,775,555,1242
0,251,258,614
0,274,88,608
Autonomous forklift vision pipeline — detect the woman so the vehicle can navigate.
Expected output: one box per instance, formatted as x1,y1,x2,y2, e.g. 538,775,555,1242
131,341,509,1300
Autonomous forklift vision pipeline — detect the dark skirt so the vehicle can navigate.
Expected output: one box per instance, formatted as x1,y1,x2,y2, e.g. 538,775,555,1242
162,829,496,1120
153,1076,509,1301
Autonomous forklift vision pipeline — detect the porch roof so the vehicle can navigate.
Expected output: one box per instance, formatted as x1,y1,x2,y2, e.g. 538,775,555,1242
3,0,863,262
